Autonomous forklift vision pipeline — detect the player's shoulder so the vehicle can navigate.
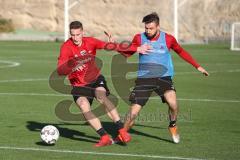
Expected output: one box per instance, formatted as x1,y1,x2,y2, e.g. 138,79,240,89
61,39,74,48
163,32,174,38
133,33,141,41
82,37,103,46
163,32,177,42
82,36,98,42
134,33,141,37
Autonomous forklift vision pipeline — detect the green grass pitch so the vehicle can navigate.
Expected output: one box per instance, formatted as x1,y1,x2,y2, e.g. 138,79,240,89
0,41,240,160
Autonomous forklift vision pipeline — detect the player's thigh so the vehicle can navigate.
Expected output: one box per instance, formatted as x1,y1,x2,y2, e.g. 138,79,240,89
95,75,110,95
155,76,176,103
130,104,142,116
129,85,154,107
95,87,107,96
76,97,97,120
95,86,108,103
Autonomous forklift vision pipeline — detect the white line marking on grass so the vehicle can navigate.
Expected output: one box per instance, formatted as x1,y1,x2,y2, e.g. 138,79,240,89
1,68,240,83
0,78,48,83
0,146,206,160
177,98,240,103
0,92,239,103
0,60,20,68
1,66,240,83
0,92,70,97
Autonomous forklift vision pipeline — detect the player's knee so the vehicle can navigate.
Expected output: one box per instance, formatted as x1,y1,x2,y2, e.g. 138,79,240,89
95,89,107,104
96,94,107,104
77,98,87,106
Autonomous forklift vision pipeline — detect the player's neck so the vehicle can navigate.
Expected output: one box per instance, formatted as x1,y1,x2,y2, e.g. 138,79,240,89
155,31,160,38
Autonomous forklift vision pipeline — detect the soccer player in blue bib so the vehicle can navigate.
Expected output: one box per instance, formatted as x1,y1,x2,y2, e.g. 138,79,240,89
116,12,209,144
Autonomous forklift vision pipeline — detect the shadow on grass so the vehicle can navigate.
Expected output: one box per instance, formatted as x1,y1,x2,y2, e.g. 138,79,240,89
78,121,127,146
26,121,98,145
35,141,56,146
102,122,172,144
129,128,173,143
134,123,167,129
26,121,173,146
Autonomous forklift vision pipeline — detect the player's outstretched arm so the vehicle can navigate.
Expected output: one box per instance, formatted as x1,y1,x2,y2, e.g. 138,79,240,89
168,33,209,77
197,66,209,76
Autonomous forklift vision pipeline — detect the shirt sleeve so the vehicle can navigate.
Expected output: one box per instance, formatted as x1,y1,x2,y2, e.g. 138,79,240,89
91,37,107,49
167,34,200,68
92,36,140,57
57,44,74,75
116,34,141,57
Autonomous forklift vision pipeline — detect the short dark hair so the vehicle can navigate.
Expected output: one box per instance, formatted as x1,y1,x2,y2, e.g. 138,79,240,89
69,21,83,30
142,12,160,25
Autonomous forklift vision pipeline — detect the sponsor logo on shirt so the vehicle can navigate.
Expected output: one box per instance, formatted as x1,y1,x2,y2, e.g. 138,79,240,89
80,50,87,55
160,45,164,50
153,45,165,54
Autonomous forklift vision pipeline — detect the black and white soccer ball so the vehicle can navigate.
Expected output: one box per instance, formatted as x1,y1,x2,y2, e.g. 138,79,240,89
40,125,59,144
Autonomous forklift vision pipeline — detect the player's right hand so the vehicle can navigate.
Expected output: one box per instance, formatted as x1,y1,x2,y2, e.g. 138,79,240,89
104,31,114,43
137,44,152,54
197,66,209,76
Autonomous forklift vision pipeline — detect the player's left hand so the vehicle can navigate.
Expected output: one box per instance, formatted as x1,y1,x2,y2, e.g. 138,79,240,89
197,66,209,76
104,31,114,43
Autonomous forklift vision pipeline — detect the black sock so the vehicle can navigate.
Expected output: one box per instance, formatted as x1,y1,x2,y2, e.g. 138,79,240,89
96,128,107,136
115,120,124,130
169,120,177,127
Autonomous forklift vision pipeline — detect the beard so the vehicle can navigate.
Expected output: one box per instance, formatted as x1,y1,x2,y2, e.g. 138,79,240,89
145,31,158,40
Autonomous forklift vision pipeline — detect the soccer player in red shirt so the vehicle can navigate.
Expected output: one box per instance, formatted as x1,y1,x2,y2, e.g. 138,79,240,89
57,21,134,147
116,12,209,144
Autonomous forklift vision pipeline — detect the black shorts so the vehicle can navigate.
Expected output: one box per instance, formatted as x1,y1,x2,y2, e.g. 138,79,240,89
71,75,110,105
129,76,176,106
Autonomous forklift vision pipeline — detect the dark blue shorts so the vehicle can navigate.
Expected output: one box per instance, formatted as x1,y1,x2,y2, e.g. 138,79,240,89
71,75,110,105
129,76,176,106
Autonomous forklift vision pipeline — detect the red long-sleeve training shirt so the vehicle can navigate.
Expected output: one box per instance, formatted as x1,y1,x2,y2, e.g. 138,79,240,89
57,37,137,86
